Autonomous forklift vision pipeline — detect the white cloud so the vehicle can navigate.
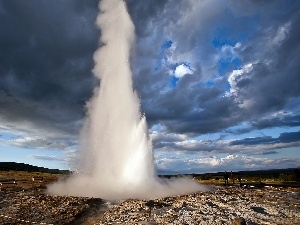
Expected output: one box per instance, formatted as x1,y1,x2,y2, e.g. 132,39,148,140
226,62,258,108
7,137,72,150
152,131,300,156
174,64,193,78
219,42,241,61
148,0,226,83
155,151,300,174
151,131,187,143
228,62,255,92
0,124,76,150
270,21,291,46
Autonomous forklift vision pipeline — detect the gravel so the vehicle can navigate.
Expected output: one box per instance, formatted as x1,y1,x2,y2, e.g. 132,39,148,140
95,186,300,225
0,185,299,225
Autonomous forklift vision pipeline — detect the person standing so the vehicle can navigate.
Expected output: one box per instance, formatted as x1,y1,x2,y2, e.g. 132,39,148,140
230,171,234,184
224,171,229,186
238,175,242,187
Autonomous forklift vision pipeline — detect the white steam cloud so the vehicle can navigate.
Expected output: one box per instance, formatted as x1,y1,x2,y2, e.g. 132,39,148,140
47,0,208,200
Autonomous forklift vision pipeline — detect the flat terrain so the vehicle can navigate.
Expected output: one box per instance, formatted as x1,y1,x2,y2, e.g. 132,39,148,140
0,171,107,225
0,171,299,224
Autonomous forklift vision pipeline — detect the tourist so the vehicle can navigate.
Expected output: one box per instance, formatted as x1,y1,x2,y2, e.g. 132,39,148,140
224,171,229,186
230,171,234,184
238,176,242,187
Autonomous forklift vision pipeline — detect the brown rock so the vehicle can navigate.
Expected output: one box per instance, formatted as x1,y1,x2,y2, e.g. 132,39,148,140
232,217,246,225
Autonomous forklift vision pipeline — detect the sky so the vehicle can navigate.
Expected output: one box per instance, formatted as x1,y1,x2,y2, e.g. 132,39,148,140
0,0,299,174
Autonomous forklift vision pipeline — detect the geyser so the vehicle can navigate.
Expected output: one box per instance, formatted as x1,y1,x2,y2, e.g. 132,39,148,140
48,0,208,200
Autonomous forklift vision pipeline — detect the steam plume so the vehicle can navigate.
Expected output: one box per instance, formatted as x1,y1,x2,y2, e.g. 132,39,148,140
47,0,208,200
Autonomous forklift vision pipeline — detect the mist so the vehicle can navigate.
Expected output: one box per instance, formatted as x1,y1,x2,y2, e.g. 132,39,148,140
47,0,208,200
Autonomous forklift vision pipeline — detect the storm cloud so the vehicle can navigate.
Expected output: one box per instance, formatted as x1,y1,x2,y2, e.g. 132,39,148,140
0,0,299,172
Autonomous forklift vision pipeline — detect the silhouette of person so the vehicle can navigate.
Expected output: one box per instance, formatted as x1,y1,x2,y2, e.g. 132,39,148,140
230,171,234,184
224,171,229,186
238,176,242,187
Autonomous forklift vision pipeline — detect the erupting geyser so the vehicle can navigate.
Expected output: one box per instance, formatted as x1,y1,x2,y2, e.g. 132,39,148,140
48,0,208,200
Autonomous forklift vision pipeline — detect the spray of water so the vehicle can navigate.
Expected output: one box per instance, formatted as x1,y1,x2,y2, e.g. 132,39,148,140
47,0,208,200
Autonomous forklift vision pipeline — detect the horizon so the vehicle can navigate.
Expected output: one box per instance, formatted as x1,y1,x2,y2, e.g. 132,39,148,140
1,161,299,176
0,0,300,174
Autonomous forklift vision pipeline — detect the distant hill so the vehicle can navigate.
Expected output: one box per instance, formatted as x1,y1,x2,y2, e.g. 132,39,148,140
1,162,298,179
159,167,300,180
0,162,70,174
193,168,299,176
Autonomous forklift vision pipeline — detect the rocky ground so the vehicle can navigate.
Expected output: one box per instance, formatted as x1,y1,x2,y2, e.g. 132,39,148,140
0,172,299,224
95,185,300,225
0,190,104,224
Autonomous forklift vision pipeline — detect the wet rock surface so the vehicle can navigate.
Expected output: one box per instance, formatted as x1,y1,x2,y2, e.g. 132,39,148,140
0,185,299,224
95,186,300,225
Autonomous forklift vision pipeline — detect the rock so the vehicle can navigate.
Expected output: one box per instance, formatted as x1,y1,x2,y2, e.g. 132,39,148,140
1,183,300,225
232,217,246,225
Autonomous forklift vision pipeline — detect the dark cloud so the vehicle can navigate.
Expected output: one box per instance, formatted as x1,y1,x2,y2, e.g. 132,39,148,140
261,151,278,155
279,131,300,143
252,114,300,130
0,0,99,135
126,0,169,37
229,6,300,117
230,136,275,146
230,131,300,146
0,0,299,170
162,98,239,134
127,0,300,139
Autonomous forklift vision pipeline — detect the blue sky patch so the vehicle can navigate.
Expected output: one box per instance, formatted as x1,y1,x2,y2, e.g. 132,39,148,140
170,76,179,88
161,40,173,50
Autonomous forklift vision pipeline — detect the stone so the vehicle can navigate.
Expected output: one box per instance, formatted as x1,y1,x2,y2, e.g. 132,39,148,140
1,179,300,225
232,217,246,225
